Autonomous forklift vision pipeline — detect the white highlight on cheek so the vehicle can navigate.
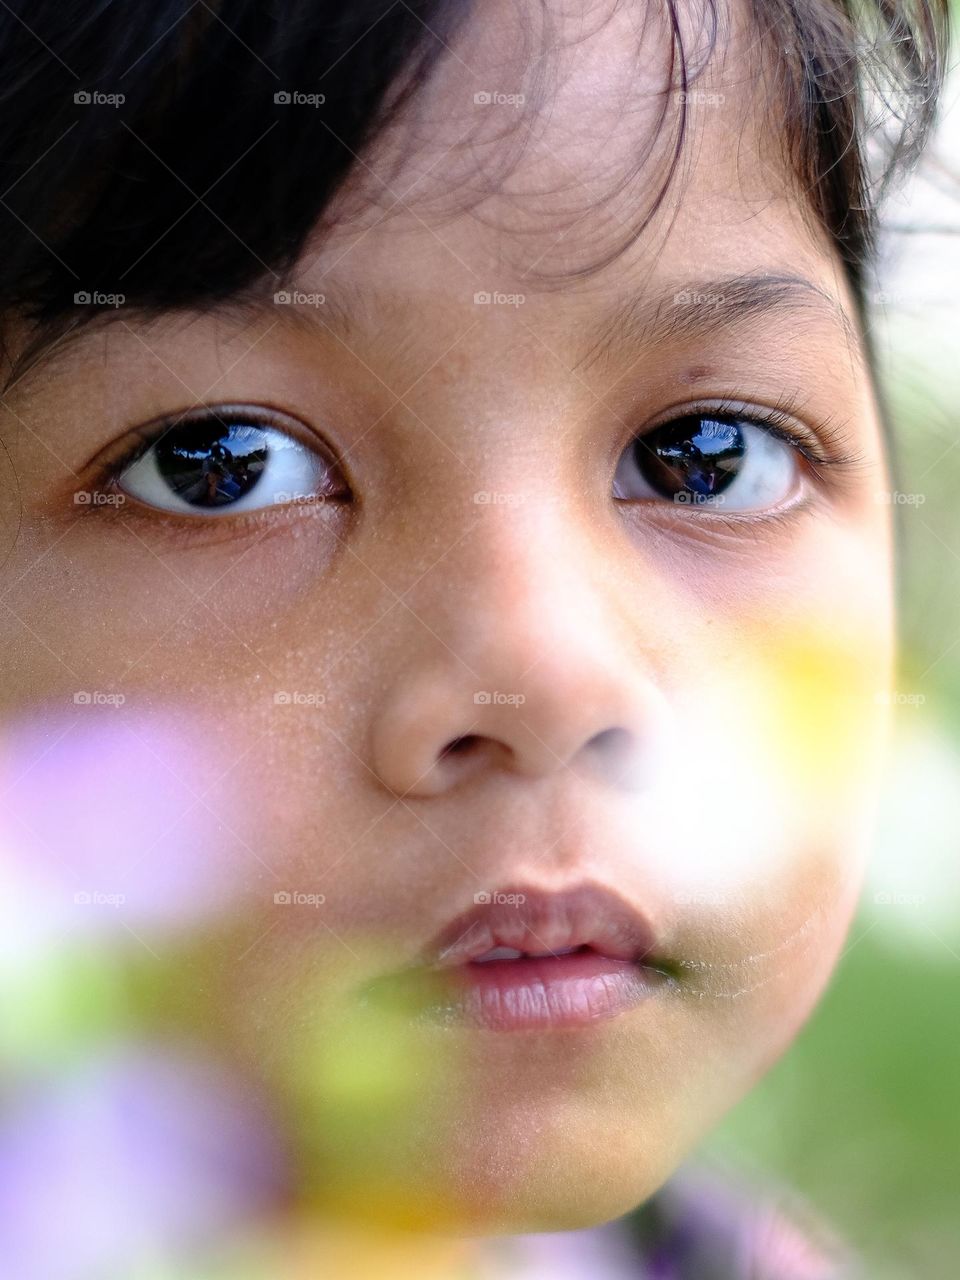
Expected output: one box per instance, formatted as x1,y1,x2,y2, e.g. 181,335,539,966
611,675,805,905
601,620,886,994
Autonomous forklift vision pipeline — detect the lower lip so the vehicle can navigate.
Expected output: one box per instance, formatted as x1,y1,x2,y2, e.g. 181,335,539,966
384,951,670,1032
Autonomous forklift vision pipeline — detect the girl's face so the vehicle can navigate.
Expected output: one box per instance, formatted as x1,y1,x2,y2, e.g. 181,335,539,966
0,0,892,1236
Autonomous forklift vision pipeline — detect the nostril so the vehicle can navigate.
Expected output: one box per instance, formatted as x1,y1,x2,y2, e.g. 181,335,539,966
441,734,483,757
584,726,645,788
589,727,633,756
436,734,517,783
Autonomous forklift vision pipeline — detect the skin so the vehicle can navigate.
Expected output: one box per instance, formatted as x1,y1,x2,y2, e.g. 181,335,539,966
0,0,894,1266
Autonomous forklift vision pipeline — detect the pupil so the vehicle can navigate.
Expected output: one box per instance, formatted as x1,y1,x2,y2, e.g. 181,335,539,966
637,416,745,499
154,422,268,507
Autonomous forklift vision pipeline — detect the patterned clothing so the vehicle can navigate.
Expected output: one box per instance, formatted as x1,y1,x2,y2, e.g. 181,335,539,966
496,1161,860,1280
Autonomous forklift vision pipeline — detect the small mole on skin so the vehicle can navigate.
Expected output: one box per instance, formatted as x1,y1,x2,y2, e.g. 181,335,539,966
681,366,715,383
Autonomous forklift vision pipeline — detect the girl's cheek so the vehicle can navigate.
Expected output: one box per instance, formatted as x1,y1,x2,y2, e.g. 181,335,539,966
641,594,892,1026
0,514,350,694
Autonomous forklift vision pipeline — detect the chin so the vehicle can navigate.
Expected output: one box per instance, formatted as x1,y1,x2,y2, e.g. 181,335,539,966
303,1089,690,1238
313,1165,663,1239
453,1170,664,1237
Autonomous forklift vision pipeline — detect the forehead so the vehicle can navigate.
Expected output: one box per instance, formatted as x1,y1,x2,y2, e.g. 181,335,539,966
307,0,846,314
5,0,865,392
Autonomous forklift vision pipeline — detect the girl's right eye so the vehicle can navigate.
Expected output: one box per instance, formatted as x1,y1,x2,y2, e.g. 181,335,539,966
116,413,349,516
612,413,800,513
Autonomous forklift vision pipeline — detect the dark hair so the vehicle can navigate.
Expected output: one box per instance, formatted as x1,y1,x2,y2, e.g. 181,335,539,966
0,0,950,368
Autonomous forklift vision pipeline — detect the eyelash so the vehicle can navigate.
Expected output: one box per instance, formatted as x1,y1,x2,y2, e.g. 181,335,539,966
96,404,319,478
88,389,864,527
604,390,869,539
82,404,353,527
639,391,865,485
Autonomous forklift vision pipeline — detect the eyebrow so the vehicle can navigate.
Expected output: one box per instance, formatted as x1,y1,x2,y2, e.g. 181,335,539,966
579,272,860,372
252,270,860,374
4,269,860,395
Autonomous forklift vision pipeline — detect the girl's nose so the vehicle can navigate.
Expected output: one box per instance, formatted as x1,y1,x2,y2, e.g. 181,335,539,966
366,515,667,798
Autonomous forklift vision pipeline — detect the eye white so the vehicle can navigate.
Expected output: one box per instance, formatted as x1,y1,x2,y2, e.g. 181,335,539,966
119,424,333,517
613,421,798,512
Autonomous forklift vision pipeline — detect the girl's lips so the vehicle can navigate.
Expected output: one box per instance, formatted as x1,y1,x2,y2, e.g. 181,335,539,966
424,882,660,969
368,883,674,1031
422,947,670,1031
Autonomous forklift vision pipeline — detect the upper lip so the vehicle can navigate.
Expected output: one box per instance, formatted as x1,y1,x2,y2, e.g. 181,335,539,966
422,883,659,968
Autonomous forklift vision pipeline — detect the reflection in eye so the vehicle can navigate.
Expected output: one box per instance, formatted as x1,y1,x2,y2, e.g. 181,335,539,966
613,416,798,512
118,416,347,516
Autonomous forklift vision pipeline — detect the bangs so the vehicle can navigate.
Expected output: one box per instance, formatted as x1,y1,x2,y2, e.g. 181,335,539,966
0,0,468,321
0,0,949,356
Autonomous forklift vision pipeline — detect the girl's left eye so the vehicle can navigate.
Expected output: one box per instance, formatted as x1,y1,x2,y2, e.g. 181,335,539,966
613,415,798,512
117,415,348,516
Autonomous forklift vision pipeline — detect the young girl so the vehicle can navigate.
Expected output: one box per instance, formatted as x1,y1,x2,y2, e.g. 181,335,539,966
0,0,951,1276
